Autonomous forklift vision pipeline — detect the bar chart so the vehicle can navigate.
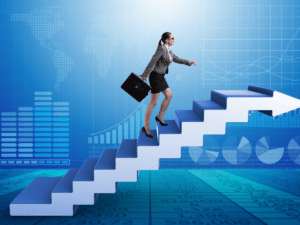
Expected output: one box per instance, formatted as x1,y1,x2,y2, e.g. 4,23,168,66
0,92,70,166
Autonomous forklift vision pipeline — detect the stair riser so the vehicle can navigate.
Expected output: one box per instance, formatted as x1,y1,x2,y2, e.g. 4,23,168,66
10,204,76,216
52,192,99,205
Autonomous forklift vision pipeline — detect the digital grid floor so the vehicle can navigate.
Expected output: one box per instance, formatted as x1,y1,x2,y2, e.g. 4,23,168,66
0,169,300,225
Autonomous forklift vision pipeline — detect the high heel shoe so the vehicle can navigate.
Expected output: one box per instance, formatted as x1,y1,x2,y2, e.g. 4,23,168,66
142,127,153,138
155,116,168,126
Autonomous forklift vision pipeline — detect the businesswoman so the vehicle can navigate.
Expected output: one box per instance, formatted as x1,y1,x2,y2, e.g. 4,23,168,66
140,32,197,138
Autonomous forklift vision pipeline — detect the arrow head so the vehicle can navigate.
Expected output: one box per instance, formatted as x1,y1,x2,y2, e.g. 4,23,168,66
270,91,300,117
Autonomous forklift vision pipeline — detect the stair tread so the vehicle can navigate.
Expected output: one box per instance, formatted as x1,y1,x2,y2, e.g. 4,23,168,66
194,100,225,110
212,90,270,98
248,85,274,96
137,129,159,146
11,177,61,204
73,158,98,182
175,110,203,122
157,120,181,135
95,149,117,170
52,168,79,193
116,139,138,158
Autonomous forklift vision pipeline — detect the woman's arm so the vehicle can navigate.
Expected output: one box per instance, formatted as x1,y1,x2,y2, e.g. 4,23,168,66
141,46,164,79
172,54,190,66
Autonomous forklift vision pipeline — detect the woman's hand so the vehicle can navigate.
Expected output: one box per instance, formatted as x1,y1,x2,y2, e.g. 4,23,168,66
189,61,197,66
140,75,147,81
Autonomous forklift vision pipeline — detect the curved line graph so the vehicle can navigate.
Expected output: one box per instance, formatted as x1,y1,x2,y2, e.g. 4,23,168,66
198,27,300,82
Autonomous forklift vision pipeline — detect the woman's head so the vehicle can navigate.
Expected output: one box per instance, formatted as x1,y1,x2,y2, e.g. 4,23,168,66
158,32,174,47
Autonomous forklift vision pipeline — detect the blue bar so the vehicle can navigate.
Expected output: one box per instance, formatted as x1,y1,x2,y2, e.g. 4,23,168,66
16,161,22,164
18,138,33,142
18,148,33,152
18,154,33,157
8,161,14,164
39,161,45,164
53,102,69,106
1,138,16,142
34,112,52,116
53,112,69,116
1,148,17,152
88,137,92,144
62,161,69,164
18,112,33,116
53,138,69,142
136,111,141,139
2,128,16,131
1,133,17,136
54,161,60,164
35,133,52,136
53,123,69,126
112,130,116,144
53,154,69,157
24,161,30,164
1,123,17,126
34,97,52,101
34,92,52,95
18,123,33,126
53,143,68,147
118,125,122,144
106,132,110,144
2,154,16,157
34,148,52,152
1,117,17,121
31,161,37,164
35,143,52,147
46,161,53,164
19,128,33,132
35,154,51,157
94,136,98,144
53,128,69,131
53,133,68,137
53,107,69,111
34,117,52,121
53,148,69,152
1,112,17,116
141,104,147,128
18,117,33,121
2,143,16,147
18,107,33,111
35,107,52,111
53,118,69,121
100,135,104,144
124,122,128,139
34,102,52,106
35,128,52,131
130,116,134,139
35,138,52,142
19,133,33,137
1,161,7,164
19,143,33,147
34,123,52,126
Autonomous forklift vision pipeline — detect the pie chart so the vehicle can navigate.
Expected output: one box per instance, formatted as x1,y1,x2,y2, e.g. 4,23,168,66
222,135,252,165
287,135,300,165
189,137,219,165
255,136,284,164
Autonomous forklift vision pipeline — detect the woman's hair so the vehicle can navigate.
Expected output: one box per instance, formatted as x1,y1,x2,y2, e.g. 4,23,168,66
158,32,171,46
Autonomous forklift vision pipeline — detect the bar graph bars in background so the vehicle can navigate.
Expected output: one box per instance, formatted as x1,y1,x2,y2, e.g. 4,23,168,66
88,104,147,145
0,92,70,166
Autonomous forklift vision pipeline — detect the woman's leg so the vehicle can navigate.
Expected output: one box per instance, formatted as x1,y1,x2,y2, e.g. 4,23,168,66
157,88,173,123
144,92,160,133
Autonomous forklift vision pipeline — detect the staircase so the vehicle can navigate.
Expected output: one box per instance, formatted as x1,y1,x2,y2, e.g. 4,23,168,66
10,85,300,216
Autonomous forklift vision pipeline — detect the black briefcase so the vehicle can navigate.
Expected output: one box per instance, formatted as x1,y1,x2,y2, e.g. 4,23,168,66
121,73,151,102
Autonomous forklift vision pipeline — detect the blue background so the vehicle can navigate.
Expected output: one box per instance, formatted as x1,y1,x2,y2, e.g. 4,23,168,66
1,0,300,169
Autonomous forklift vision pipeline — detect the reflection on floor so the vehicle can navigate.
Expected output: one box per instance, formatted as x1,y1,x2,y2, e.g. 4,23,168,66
1,169,300,225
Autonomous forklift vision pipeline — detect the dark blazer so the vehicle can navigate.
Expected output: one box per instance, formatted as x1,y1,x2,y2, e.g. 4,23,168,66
141,44,190,79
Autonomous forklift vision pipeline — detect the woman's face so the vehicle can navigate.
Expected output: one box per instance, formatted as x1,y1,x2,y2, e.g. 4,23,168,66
166,33,175,46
